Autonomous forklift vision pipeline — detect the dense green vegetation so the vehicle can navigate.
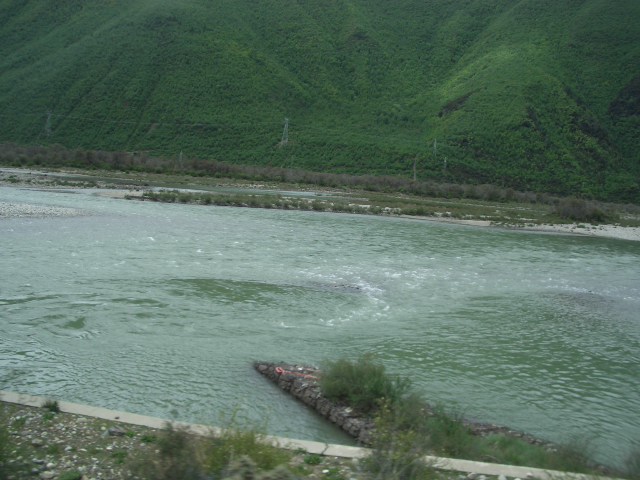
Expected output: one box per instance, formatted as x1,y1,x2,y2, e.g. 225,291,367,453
0,0,639,202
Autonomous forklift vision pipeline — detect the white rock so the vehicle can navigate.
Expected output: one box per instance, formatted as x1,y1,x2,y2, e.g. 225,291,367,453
467,474,479,480
499,475,508,480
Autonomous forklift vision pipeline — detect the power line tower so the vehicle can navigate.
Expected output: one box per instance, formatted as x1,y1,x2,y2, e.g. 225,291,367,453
280,117,289,147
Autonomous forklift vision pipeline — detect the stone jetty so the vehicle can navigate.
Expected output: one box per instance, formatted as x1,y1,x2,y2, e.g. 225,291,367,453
253,361,376,444
254,361,552,449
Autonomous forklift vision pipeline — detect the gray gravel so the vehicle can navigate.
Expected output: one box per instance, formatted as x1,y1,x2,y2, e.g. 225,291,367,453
0,402,379,480
0,202,84,219
1,402,158,480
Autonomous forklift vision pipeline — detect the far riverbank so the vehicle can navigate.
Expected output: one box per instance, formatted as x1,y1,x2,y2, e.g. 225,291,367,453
0,168,640,242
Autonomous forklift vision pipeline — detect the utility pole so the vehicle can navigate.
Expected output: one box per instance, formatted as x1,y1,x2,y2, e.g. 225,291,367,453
433,138,437,164
280,117,289,147
412,155,417,181
44,111,52,137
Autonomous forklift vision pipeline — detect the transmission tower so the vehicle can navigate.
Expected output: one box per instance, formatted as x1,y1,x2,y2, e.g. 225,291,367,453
280,117,289,146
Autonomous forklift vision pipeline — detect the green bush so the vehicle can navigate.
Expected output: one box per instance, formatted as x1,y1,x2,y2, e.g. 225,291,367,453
134,424,204,480
362,400,436,480
303,454,322,465
555,197,610,222
204,414,291,476
58,471,83,480
132,418,292,480
320,355,412,414
424,406,477,458
224,455,296,480
0,415,9,478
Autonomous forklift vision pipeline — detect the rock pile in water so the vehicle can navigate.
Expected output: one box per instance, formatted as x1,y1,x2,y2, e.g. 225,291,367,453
253,362,375,444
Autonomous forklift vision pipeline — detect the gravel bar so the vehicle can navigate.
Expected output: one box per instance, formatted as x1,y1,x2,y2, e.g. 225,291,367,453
0,202,84,218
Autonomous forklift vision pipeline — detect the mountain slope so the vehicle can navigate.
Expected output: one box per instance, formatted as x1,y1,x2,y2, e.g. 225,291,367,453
0,0,638,201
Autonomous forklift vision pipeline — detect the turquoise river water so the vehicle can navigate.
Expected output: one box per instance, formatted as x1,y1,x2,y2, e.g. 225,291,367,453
1,186,639,468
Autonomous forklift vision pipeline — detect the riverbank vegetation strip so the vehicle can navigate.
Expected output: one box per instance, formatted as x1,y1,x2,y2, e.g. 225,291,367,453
2,145,640,227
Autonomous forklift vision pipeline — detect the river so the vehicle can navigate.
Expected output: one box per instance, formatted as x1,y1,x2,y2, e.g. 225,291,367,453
1,186,639,468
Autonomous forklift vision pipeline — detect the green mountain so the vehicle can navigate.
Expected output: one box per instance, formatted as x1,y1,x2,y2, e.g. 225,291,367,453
1,0,639,201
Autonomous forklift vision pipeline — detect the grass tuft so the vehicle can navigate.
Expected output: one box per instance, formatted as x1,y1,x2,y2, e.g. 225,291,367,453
131,415,293,480
42,399,60,413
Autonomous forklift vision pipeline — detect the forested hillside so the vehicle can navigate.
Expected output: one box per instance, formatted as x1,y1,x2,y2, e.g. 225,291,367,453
0,0,638,201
